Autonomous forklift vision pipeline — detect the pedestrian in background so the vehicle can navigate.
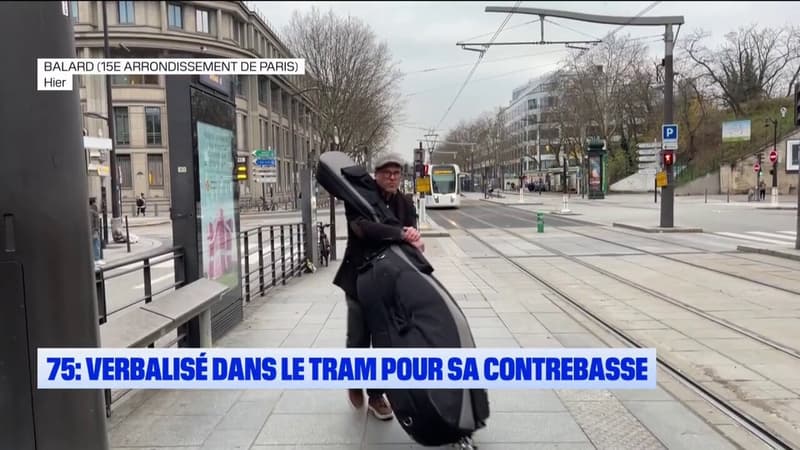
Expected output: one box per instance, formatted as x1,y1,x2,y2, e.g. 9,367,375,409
89,197,105,267
136,193,146,216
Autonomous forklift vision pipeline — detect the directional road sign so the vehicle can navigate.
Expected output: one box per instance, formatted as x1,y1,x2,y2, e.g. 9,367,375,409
252,148,277,183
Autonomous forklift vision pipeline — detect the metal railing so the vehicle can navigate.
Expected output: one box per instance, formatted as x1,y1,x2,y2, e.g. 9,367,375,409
94,221,311,324
94,247,186,325
239,222,306,303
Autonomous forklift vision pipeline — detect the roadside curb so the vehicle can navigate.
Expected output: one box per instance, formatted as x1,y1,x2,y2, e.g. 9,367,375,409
612,222,703,233
737,245,800,261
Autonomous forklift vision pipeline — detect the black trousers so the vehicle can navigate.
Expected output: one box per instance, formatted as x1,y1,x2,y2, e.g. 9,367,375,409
346,295,383,397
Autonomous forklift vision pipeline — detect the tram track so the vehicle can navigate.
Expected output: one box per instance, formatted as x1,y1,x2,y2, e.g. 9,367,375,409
470,204,800,297
433,209,799,449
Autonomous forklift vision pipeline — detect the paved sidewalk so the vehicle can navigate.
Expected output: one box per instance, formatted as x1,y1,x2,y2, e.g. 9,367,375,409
107,237,739,449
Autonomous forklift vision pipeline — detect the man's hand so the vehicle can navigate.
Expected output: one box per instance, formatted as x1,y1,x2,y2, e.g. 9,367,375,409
402,227,421,243
410,238,425,253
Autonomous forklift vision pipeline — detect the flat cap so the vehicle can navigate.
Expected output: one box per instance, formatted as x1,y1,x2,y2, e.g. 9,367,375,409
373,152,406,170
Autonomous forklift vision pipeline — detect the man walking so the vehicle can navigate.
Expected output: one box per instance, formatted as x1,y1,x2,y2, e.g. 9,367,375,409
332,152,424,420
89,197,105,268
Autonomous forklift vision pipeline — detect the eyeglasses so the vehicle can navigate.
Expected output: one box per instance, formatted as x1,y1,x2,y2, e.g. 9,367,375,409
378,170,402,178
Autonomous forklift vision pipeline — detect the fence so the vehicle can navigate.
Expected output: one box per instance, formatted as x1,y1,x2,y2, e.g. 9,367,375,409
94,219,311,412
239,222,306,303
94,221,309,325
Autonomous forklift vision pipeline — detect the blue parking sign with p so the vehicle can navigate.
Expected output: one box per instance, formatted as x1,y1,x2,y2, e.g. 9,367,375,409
662,124,678,141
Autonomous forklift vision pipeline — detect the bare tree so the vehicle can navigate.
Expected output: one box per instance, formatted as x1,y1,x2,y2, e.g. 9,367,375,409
684,24,800,116
283,7,404,164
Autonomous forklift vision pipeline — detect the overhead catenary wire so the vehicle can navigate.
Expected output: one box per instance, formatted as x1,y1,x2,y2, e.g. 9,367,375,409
429,1,523,138
423,1,664,145
457,18,541,46
406,59,564,98
405,47,568,75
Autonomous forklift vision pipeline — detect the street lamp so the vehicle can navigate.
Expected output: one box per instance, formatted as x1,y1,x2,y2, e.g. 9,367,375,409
100,0,125,242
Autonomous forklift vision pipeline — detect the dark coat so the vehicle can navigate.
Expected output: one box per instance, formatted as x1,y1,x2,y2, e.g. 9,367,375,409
333,191,417,300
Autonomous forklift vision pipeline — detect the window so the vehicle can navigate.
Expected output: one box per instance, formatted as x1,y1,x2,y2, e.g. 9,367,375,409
233,20,243,45
70,1,78,22
113,107,129,145
147,154,164,187
118,1,134,24
196,9,209,33
258,76,268,104
111,74,159,86
167,3,182,29
117,154,132,188
528,98,538,110
237,113,248,151
235,75,247,96
145,107,161,145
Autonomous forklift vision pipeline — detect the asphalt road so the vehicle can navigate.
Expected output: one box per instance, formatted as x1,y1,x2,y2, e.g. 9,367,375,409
99,196,797,319
428,200,593,229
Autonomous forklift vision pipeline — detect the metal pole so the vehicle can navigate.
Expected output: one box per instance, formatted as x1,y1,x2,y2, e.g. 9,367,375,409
101,185,108,244
796,163,800,249
103,1,122,241
290,97,297,210
300,168,318,266
796,83,800,249
772,120,778,205
329,142,337,260
660,24,675,228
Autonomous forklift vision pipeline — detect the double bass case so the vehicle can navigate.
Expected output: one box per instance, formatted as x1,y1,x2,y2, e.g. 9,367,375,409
316,152,489,447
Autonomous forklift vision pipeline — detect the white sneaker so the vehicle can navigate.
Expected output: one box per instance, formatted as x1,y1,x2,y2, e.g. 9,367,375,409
96,259,106,266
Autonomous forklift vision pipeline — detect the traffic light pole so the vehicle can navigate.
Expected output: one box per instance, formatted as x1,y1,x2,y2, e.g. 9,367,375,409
102,1,123,241
660,24,675,228
795,83,800,249
771,120,778,206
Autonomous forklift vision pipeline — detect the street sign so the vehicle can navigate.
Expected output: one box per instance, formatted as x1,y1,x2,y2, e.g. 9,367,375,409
416,177,431,194
252,148,277,183
769,149,778,164
753,163,761,173
662,124,678,150
656,171,667,187
83,136,113,150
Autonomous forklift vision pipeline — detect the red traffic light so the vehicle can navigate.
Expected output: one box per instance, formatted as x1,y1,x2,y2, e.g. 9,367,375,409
662,150,675,166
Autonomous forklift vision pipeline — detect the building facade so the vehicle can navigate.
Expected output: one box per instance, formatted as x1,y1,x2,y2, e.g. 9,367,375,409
73,0,321,214
499,76,565,189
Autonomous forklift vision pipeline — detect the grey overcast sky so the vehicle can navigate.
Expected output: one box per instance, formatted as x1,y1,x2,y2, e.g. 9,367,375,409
253,1,796,162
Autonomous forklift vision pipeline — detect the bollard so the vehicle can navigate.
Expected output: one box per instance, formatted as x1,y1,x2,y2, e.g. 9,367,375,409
125,215,131,253
537,211,544,233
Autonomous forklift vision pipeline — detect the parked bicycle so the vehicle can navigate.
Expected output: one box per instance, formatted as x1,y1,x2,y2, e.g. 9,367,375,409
318,222,331,267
